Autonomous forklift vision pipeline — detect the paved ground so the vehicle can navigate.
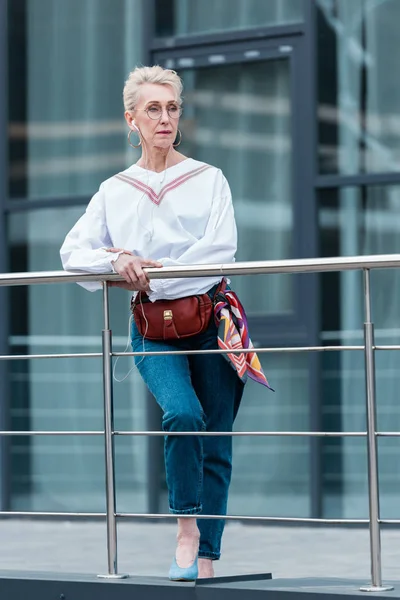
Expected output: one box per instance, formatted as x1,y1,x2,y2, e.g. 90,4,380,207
0,520,399,583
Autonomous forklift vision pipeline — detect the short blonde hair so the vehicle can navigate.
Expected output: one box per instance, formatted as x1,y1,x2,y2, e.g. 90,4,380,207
123,65,183,112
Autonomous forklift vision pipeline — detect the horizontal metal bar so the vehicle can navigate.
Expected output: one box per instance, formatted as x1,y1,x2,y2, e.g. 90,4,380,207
113,431,366,437
1,430,397,438
375,346,400,351
0,353,102,360
3,254,400,286
4,344,400,362
116,513,369,524
380,520,400,524
113,346,364,358
0,511,105,518
6,344,400,362
0,510,369,524
0,346,367,362
0,431,104,436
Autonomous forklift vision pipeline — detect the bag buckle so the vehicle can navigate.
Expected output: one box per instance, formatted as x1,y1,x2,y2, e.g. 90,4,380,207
163,310,173,321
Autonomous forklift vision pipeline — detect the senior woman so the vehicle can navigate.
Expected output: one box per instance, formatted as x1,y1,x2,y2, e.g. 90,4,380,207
60,65,270,581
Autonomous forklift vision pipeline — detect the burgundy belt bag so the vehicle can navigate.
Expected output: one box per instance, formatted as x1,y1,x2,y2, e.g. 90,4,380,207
131,292,214,341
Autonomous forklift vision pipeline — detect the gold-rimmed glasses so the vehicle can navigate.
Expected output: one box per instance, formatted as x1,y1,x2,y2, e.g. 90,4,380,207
136,104,183,120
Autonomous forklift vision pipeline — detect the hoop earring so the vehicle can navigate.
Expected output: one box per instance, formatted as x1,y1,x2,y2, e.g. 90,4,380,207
127,129,141,148
173,129,182,147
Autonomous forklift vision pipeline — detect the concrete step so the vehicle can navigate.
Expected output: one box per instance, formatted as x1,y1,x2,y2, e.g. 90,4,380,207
0,572,398,600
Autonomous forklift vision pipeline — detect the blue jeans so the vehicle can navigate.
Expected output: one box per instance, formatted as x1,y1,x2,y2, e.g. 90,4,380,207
130,298,244,560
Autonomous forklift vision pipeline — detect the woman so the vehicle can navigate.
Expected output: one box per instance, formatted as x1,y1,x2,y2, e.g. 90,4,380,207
60,65,270,581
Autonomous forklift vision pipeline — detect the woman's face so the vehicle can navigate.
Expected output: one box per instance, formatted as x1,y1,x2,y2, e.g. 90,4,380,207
125,83,180,149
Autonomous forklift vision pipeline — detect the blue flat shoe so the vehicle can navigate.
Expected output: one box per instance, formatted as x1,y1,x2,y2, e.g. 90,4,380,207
169,555,198,581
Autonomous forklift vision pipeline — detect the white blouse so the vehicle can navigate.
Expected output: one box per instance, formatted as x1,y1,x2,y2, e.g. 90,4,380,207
60,158,237,300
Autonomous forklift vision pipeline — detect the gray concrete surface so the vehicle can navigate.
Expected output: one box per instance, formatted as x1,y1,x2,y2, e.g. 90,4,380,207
0,520,399,583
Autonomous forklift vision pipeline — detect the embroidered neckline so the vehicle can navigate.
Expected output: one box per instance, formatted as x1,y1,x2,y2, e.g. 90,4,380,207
114,164,211,206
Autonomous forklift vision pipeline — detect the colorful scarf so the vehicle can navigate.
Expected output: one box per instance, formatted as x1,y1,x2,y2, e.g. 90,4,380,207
214,288,274,390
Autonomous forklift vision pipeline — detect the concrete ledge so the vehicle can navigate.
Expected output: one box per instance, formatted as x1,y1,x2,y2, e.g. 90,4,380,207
0,571,397,600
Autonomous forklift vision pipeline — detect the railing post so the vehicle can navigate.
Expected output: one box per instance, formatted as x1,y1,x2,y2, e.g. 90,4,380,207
98,282,128,579
360,269,393,592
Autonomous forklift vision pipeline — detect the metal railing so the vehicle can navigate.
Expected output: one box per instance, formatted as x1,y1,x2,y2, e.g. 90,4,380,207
1,254,400,590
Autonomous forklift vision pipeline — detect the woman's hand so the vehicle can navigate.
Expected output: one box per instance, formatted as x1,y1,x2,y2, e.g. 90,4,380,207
106,248,162,291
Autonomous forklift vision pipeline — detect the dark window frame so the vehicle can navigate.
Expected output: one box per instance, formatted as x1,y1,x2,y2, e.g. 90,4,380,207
151,0,322,520
0,0,10,511
153,34,316,346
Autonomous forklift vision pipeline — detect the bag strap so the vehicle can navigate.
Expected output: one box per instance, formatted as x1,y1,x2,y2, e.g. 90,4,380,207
132,277,227,310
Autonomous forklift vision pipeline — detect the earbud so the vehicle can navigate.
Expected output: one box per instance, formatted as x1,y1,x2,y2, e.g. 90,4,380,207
131,121,139,132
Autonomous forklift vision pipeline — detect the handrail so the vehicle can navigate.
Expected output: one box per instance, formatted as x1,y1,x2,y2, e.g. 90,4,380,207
0,255,397,590
1,252,400,286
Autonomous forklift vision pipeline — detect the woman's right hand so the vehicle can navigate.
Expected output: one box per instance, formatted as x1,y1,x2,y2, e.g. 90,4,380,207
109,250,162,291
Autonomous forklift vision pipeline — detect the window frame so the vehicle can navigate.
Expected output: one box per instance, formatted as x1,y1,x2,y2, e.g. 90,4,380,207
152,34,317,348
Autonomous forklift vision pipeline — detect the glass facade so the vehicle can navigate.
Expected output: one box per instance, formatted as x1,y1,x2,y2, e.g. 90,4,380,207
179,61,293,316
317,0,400,174
2,0,400,522
319,185,400,517
8,0,143,199
8,207,148,511
8,206,310,514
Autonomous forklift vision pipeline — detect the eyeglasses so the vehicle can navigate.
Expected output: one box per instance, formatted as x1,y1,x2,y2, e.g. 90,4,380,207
137,105,183,120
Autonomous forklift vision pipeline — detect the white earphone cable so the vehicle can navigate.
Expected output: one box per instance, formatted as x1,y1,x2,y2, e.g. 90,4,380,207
112,294,150,383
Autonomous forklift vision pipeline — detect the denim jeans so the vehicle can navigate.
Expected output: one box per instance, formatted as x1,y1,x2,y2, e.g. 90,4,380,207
130,295,244,560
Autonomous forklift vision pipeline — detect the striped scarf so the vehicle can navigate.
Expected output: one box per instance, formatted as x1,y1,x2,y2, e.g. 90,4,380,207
214,288,274,390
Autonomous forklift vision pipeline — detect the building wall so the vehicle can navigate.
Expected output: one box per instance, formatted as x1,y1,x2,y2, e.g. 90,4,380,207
2,0,400,520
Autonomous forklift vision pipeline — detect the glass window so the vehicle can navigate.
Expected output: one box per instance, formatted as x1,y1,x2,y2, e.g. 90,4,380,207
8,0,143,199
151,352,311,517
179,60,294,316
230,353,310,517
8,206,311,516
317,0,400,175
319,185,400,517
8,207,148,511
155,0,304,37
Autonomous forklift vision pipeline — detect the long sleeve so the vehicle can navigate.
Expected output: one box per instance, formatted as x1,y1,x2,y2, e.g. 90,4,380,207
149,178,237,300
60,185,122,291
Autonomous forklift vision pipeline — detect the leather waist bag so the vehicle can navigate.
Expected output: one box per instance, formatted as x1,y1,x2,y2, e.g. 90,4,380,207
131,281,225,341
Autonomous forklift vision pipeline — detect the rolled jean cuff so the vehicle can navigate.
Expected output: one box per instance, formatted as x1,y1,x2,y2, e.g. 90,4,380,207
198,551,220,561
169,504,202,515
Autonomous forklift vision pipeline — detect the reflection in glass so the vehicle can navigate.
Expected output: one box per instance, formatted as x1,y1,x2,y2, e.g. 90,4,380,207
7,205,309,515
8,0,143,199
180,61,293,315
378,434,400,519
230,353,310,517
155,0,303,37
319,185,400,517
8,207,147,511
152,352,310,518
317,0,400,174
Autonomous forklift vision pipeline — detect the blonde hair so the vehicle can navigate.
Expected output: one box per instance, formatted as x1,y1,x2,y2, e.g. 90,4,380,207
123,65,183,112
